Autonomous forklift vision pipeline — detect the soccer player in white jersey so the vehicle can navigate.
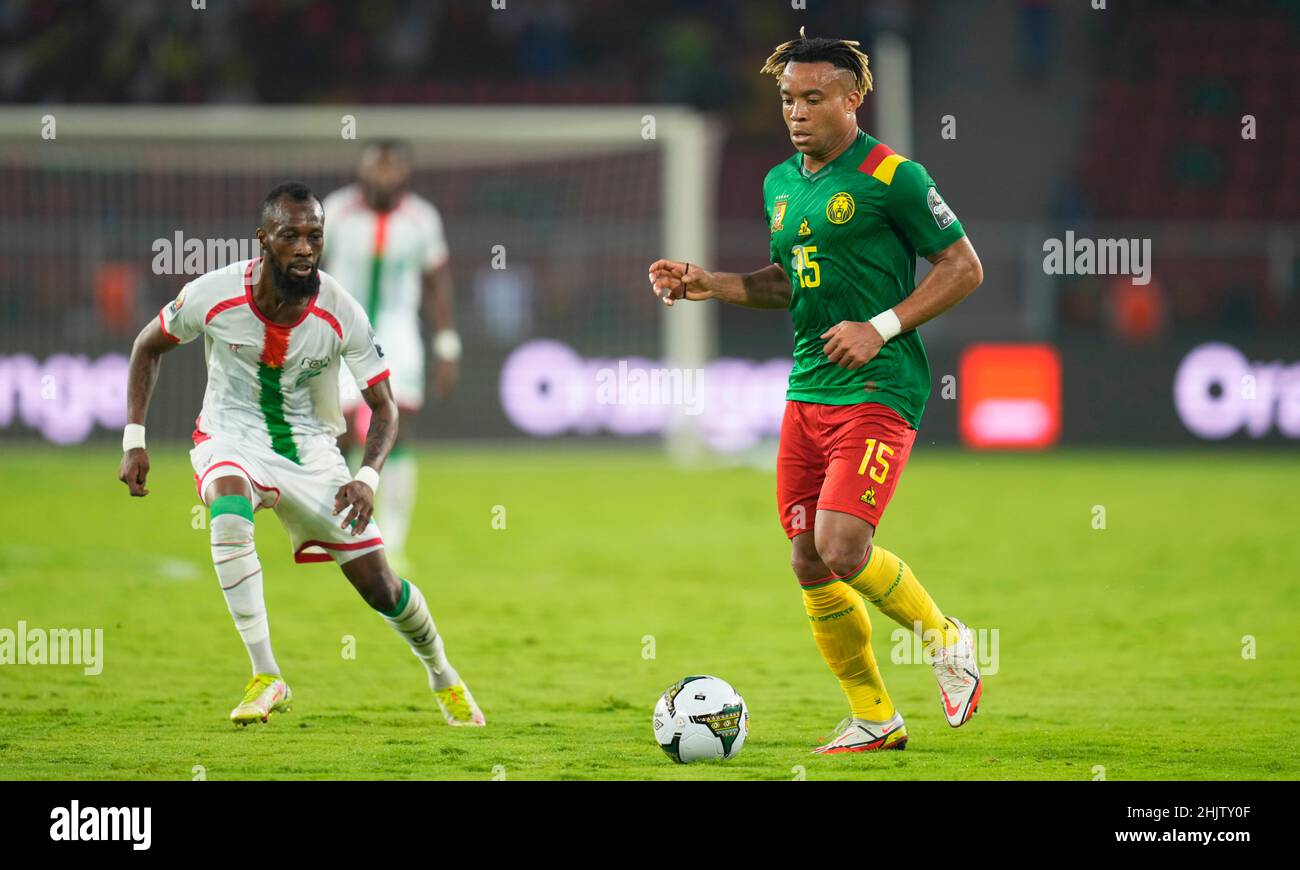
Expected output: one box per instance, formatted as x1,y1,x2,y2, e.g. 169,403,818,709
118,182,483,728
322,141,459,572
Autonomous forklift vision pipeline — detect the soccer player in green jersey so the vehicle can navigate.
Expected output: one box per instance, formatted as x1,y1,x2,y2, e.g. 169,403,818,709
649,29,985,753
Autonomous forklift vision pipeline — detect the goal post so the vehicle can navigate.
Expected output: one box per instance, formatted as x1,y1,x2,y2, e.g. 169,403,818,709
0,106,722,458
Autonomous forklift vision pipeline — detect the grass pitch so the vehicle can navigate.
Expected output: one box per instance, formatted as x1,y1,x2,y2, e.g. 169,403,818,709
1,446,1296,780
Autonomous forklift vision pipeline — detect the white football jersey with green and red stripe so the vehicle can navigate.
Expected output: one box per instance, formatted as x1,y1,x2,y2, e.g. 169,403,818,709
320,185,448,342
159,258,390,462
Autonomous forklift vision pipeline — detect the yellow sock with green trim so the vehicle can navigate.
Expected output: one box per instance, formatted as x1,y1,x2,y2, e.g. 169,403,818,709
801,580,894,722
841,545,959,653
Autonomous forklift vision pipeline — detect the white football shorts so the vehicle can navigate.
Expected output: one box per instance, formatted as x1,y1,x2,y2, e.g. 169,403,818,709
191,432,384,565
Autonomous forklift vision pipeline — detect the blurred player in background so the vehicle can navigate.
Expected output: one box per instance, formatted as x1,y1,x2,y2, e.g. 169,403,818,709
323,140,459,573
649,30,984,753
119,182,483,728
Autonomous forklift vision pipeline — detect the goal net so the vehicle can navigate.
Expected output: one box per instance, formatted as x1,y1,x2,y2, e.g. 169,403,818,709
0,106,720,459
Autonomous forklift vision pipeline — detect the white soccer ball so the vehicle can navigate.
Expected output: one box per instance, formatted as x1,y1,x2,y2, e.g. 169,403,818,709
652,675,749,764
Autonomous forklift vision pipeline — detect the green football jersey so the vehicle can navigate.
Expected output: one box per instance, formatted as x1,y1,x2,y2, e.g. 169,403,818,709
763,129,966,428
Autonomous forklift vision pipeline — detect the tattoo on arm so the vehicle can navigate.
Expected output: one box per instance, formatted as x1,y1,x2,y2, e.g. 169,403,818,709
126,353,161,425
360,408,395,472
357,376,398,472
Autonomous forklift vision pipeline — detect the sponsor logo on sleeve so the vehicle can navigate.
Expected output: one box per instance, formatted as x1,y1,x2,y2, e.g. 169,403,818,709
166,288,186,317
928,187,956,230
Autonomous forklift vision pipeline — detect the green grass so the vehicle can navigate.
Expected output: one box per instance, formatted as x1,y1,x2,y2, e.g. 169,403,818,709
1,446,1297,780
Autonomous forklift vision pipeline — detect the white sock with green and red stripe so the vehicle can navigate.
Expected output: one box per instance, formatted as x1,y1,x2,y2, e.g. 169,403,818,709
210,494,280,676
379,579,459,690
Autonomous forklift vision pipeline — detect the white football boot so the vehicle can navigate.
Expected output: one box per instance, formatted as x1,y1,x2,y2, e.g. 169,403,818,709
812,712,909,754
931,616,982,727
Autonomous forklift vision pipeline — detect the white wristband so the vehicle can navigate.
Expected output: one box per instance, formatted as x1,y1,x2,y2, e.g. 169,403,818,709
354,465,380,493
432,329,462,362
122,423,146,452
868,308,902,342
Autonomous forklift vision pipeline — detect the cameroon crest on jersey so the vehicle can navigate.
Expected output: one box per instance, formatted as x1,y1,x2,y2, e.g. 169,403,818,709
827,192,855,225
770,198,788,234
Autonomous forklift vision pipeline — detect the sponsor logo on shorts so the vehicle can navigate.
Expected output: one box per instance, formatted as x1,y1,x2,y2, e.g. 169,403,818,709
860,487,877,507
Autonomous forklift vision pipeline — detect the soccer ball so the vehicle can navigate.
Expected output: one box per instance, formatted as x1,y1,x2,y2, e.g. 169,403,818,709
652,675,749,763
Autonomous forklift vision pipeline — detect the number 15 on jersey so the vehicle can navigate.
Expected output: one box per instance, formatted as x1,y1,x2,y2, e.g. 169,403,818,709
792,245,820,289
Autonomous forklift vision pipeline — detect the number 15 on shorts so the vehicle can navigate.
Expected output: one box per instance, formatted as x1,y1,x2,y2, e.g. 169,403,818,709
857,438,893,483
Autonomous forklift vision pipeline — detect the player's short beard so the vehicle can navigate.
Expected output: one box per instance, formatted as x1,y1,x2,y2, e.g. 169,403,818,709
364,183,401,212
269,257,321,304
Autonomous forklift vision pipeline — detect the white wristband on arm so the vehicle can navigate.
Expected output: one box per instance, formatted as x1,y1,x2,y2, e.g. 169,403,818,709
432,329,462,362
122,423,146,452
868,308,902,342
354,465,380,493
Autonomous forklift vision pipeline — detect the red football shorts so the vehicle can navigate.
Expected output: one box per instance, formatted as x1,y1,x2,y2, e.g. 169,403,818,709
776,400,917,538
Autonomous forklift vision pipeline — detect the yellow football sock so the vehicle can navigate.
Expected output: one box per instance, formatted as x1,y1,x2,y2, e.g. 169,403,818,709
801,580,894,722
842,545,959,654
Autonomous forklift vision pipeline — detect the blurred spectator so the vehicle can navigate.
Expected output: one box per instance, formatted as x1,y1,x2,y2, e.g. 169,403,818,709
1105,275,1167,344
3,0,1296,342
1018,0,1055,82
